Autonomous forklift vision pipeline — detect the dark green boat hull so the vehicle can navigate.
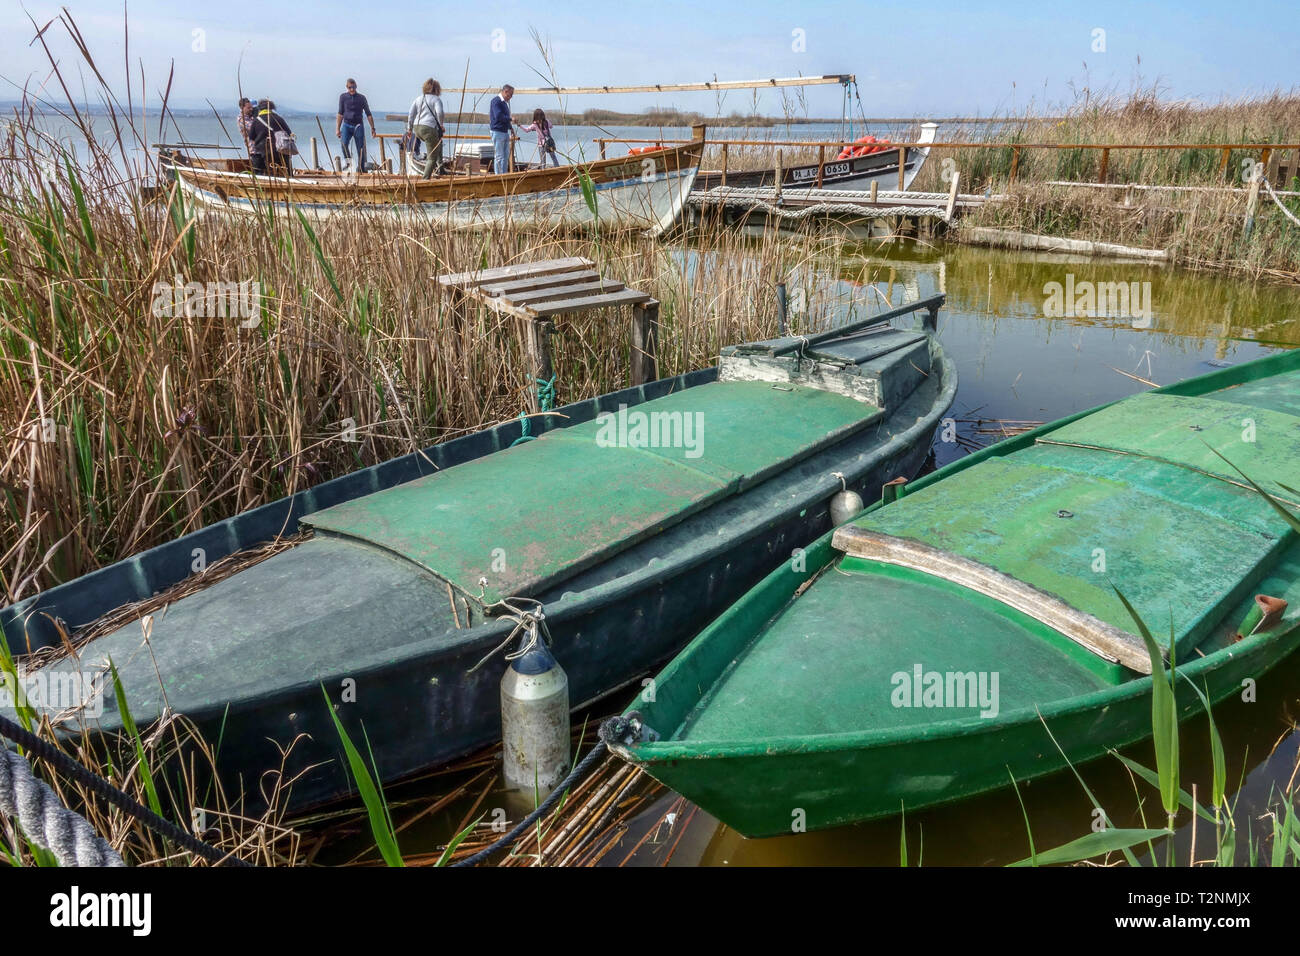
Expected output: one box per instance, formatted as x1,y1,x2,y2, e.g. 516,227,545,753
5,319,956,812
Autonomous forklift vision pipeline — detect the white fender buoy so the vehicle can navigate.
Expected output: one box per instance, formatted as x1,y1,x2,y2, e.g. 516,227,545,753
500,631,570,794
830,471,864,525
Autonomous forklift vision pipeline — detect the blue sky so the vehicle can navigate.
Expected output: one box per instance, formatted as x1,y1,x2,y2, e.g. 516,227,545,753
3,1,1296,116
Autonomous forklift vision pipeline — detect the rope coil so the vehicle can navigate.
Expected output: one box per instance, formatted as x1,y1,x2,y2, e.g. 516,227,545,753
0,745,124,867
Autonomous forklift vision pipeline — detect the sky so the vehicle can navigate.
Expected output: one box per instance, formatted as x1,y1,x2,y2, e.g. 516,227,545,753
2,1,1297,118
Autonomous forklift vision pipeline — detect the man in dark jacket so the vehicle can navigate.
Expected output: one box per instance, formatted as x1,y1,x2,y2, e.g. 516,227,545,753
336,78,376,171
248,99,293,175
489,84,515,173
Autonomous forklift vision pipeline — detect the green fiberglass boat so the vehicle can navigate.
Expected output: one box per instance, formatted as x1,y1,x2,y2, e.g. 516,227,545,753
609,348,1300,837
3,297,954,811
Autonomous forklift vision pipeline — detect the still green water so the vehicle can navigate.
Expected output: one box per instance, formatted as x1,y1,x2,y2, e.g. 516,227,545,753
319,242,1300,867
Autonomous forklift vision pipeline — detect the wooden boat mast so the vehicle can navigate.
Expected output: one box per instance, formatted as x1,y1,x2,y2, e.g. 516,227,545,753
439,75,855,95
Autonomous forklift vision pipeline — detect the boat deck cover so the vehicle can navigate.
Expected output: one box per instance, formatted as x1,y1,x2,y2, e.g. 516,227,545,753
675,563,1108,741
839,386,1299,663
1040,392,1300,507
304,380,881,606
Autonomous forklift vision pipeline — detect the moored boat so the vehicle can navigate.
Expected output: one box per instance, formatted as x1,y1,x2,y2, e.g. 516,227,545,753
608,348,1300,838
160,129,706,235
2,296,956,811
692,122,937,193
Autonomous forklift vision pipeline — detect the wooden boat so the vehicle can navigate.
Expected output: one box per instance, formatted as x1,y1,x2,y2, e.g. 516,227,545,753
2,297,956,811
608,349,1300,837
160,129,706,235
693,123,937,193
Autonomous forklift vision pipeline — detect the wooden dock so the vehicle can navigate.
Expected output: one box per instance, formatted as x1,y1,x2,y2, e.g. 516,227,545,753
688,184,1000,233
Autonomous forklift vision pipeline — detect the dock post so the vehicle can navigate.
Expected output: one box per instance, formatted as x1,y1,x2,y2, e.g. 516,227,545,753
777,282,788,335
599,139,607,160
1009,146,1021,185
311,137,320,170
775,150,783,202
334,156,343,173
1098,147,1109,183
944,170,960,222
1244,161,1263,238
378,136,387,169
817,145,826,188
897,147,906,190
870,180,879,203
630,300,660,386
525,319,555,412
1220,148,1232,182
721,144,728,187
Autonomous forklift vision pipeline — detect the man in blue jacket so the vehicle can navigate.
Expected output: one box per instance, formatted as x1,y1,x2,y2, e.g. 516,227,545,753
336,78,377,171
490,84,515,174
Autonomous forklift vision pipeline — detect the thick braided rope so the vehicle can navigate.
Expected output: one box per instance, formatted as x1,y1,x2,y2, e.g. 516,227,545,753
0,745,124,866
0,713,249,866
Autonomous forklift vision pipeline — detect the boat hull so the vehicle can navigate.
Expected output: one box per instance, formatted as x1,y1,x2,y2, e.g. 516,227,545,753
692,123,936,193
5,332,957,812
613,348,1300,838
618,532,1300,838
167,141,703,236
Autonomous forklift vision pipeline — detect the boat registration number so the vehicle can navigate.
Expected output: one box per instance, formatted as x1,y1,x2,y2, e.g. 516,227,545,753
792,161,851,181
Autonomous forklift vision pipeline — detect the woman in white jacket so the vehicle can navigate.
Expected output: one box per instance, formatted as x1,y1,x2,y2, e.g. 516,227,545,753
406,79,445,179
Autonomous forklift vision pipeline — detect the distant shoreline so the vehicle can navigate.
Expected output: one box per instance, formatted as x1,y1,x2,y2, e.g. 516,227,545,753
13,103,1033,126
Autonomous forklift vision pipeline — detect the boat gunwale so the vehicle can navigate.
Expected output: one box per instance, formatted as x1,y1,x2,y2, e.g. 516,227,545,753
620,615,1296,762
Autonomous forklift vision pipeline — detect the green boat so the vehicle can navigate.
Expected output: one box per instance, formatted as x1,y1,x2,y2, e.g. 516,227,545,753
3,296,954,811
608,348,1300,838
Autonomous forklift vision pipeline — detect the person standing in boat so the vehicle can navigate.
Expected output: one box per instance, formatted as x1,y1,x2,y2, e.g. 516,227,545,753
406,79,445,179
237,97,255,159
336,78,377,172
489,84,515,174
249,99,293,176
520,108,559,167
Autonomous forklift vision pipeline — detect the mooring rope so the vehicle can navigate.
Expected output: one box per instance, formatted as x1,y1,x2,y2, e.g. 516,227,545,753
465,597,554,674
0,745,124,867
1264,178,1300,227
509,374,558,447
0,712,250,867
452,712,656,867
451,740,609,867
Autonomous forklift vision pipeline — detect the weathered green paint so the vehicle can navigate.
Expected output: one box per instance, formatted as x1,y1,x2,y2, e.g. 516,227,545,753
304,380,881,606
860,455,1290,659
1042,392,1300,508
615,348,1300,837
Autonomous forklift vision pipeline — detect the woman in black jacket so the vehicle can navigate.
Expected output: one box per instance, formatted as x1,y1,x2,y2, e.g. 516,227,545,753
248,100,293,175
